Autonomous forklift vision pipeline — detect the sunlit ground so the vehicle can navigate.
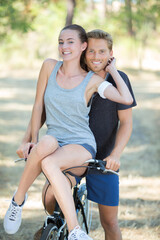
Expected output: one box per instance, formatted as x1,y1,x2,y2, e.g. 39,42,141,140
0,68,160,239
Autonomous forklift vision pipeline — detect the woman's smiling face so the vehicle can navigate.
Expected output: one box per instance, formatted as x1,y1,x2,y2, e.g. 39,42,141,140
58,29,87,62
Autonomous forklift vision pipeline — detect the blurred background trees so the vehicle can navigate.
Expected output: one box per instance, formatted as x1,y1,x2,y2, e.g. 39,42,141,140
0,0,159,70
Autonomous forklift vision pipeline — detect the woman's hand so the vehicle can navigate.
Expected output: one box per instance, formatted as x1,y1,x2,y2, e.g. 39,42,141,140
16,142,35,159
105,57,116,73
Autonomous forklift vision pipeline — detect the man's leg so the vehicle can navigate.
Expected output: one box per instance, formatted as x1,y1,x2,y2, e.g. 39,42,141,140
86,173,120,240
42,182,55,214
98,204,122,240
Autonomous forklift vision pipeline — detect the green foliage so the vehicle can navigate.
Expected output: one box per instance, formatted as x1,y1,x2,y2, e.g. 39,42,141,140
0,0,159,69
0,0,33,38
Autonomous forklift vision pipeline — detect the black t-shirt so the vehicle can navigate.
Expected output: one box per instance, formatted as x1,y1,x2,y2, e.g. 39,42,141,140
89,71,137,160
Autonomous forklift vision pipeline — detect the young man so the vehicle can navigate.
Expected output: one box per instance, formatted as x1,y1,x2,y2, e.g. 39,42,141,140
16,30,136,240
85,30,136,240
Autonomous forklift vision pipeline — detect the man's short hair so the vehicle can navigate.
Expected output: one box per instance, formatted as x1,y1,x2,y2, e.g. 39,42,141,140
87,29,113,51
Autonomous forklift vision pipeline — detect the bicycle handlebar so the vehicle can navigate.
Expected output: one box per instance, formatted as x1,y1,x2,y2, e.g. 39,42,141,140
15,158,119,176
85,159,119,176
63,159,119,177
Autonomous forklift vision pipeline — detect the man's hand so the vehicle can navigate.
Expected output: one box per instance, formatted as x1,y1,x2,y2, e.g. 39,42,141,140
104,153,120,172
16,142,35,159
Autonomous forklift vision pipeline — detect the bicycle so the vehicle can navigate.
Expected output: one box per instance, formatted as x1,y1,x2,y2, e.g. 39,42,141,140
15,157,119,239
35,159,119,240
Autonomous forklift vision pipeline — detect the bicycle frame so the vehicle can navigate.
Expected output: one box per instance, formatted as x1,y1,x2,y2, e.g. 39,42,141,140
40,182,90,240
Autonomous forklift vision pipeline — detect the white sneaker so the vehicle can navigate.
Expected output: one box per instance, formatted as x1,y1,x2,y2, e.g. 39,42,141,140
68,225,93,240
3,193,28,234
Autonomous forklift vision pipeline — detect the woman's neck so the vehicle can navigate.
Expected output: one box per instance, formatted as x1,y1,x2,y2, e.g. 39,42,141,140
60,60,85,78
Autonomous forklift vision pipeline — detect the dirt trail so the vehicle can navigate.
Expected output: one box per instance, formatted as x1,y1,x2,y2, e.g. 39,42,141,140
0,69,160,240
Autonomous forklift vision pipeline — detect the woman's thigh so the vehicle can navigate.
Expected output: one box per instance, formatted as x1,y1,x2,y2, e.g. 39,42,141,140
42,144,92,175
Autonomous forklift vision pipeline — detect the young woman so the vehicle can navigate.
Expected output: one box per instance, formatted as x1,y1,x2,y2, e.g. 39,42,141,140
4,24,133,240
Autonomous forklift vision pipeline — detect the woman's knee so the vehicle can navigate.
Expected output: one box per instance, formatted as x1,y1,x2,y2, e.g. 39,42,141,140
35,135,58,159
41,156,52,173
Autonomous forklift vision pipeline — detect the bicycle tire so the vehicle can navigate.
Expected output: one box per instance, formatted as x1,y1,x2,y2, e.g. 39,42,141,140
40,223,58,240
77,183,93,233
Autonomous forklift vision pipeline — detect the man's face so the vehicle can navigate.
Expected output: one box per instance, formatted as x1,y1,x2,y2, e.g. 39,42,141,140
85,38,113,74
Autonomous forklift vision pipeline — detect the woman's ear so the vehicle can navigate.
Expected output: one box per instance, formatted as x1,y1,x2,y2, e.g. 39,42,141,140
110,50,113,57
81,42,87,51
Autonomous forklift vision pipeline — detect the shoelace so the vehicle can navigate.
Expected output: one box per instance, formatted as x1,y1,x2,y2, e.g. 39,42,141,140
9,205,20,221
70,232,78,240
70,230,87,240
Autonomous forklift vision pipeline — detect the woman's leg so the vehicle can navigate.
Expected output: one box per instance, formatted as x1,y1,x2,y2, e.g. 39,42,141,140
4,135,59,234
34,175,77,240
41,144,92,232
42,174,77,214
14,135,59,205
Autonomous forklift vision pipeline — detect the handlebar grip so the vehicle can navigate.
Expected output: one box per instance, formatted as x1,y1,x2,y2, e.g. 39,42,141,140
94,160,119,176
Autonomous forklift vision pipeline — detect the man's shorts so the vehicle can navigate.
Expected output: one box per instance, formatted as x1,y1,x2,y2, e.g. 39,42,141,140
86,173,119,206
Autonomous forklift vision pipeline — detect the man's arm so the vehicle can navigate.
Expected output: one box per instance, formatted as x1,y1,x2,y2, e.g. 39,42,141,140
16,107,46,158
104,108,132,171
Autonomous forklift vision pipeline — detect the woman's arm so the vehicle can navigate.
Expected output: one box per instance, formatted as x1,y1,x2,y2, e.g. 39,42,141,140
16,58,56,158
93,58,133,105
16,107,46,158
31,59,56,143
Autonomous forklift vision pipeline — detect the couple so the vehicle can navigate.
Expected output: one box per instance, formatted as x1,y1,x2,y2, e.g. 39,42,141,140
4,24,136,240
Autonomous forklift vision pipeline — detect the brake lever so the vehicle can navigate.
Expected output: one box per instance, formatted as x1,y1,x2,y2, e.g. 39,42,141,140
15,146,32,163
15,158,27,163
103,169,119,176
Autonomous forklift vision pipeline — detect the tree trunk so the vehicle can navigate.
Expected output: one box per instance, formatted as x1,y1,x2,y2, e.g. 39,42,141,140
90,0,95,10
24,0,32,14
102,0,107,19
65,0,76,26
125,0,134,36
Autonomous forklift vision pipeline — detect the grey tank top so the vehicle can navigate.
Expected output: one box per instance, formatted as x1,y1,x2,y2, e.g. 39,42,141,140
44,61,97,151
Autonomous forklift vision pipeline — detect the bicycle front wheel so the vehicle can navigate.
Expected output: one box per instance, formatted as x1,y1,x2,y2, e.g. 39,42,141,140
40,223,58,240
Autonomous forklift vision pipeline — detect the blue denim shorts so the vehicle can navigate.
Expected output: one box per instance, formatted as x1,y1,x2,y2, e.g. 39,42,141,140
86,173,119,206
59,142,96,159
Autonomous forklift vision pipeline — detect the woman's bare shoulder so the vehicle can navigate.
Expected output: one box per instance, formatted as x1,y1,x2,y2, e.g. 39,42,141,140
91,73,104,85
86,73,105,95
43,58,58,68
42,58,58,76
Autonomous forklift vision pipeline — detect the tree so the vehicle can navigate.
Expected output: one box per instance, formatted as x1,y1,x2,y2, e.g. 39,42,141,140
65,0,76,26
102,0,107,19
90,0,95,10
124,0,134,36
0,0,35,40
